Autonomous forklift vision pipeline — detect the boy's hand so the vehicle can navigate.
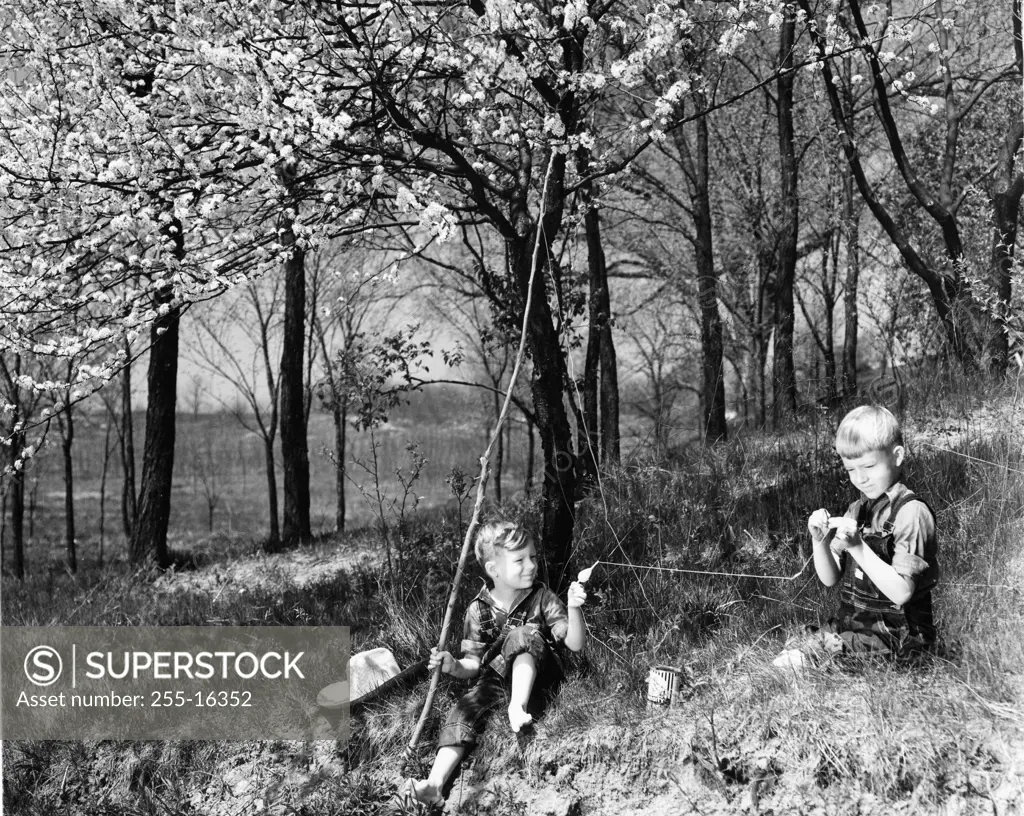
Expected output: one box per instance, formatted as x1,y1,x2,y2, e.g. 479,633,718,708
428,648,457,675
828,517,860,552
807,508,830,542
567,581,587,609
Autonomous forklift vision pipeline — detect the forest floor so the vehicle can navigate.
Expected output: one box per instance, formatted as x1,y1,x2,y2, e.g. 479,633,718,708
153,535,381,596
4,372,1024,816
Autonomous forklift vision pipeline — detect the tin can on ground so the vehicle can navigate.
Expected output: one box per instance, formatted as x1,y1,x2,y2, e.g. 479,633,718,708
646,665,684,708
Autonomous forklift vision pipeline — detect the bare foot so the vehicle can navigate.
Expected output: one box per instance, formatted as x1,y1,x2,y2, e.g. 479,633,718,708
408,779,442,806
508,703,533,733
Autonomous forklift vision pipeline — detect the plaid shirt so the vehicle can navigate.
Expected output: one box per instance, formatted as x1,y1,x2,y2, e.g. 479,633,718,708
460,582,569,666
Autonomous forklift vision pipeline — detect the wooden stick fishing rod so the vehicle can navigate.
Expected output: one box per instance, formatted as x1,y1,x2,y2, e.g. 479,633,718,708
404,156,556,762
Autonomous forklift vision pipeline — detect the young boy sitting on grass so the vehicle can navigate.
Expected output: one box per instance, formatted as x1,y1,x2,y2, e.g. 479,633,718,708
408,521,587,807
807,405,940,657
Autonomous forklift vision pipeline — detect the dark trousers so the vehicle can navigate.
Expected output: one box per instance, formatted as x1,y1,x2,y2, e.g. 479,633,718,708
438,626,562,748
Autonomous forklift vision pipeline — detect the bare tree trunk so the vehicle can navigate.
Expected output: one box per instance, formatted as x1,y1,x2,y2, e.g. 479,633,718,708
314,311,345,536
28,475,38,539
988,0,1023,375
580,182,620,468
130,288,179,568
579,325,599,487
99,419,112,568
279,204,312,547
331,401,347,533
840,59,861,397
989,123,1024,373
842,186,861,396
821,245,838,400
1,487,6,575
525,413,536,498
264,437,281,545
11,444,25,579
773,12,799,425
589,206,621,465
60,381,77,574
693,106,727,443
669,92,727,443
509,224,577,590
120,344,137,543
579,169,601,479
7,361,25,577
599,331,620,464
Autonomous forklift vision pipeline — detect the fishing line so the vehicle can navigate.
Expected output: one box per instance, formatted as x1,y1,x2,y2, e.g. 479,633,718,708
556,230,813,613
593,557,813,582
917,440,1023,592
558,242,666,622
918,440,1024,477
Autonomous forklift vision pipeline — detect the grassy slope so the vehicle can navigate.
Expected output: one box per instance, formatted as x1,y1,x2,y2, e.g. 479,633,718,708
4,372,1024,815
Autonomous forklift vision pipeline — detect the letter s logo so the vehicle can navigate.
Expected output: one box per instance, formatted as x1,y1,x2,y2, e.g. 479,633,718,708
24,646,63,687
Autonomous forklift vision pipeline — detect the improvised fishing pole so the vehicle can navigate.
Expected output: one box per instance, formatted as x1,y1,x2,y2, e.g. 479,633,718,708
403,155,557,766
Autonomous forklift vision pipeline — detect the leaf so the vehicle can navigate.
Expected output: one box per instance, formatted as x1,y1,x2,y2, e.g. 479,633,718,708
577,561,599,583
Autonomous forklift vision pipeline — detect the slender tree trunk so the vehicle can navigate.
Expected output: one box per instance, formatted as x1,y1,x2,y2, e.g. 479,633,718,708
599,332,619,464
754,333,768,425
130,288,180,568
821,244,838,400
316,314,345,536
587,203,621,465
1,488,6,575
842,178,861,395
580,324,600,486
693,106,727,442
840,58,861,396
279,204,312,547
989,107,1023,372
579,179,620,470
120,345,137,542
260,291,282,547
264,438,281,545
331,401,347,533
61,388,77,574
99,419,112,568
11,444,25,579
28,475,37,539
773,13,799,425
509,226,577,590
525,414,536,498
8,364,25,578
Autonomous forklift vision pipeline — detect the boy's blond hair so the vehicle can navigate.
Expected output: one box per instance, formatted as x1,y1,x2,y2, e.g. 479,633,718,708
474,521,533,566
835,404,903,457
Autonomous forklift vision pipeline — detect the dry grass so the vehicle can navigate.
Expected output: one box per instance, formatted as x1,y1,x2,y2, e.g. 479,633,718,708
4,370,1024,814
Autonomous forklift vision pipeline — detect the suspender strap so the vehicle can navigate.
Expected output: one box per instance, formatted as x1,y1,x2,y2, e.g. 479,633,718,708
856,491,925,535
880,491,924,535
476,585,543,667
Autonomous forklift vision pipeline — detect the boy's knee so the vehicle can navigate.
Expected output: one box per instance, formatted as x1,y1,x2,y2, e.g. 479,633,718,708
438,721,477,749
502,626,546,661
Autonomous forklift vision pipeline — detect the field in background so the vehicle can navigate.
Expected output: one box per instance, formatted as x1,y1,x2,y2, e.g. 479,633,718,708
2,383,692,573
